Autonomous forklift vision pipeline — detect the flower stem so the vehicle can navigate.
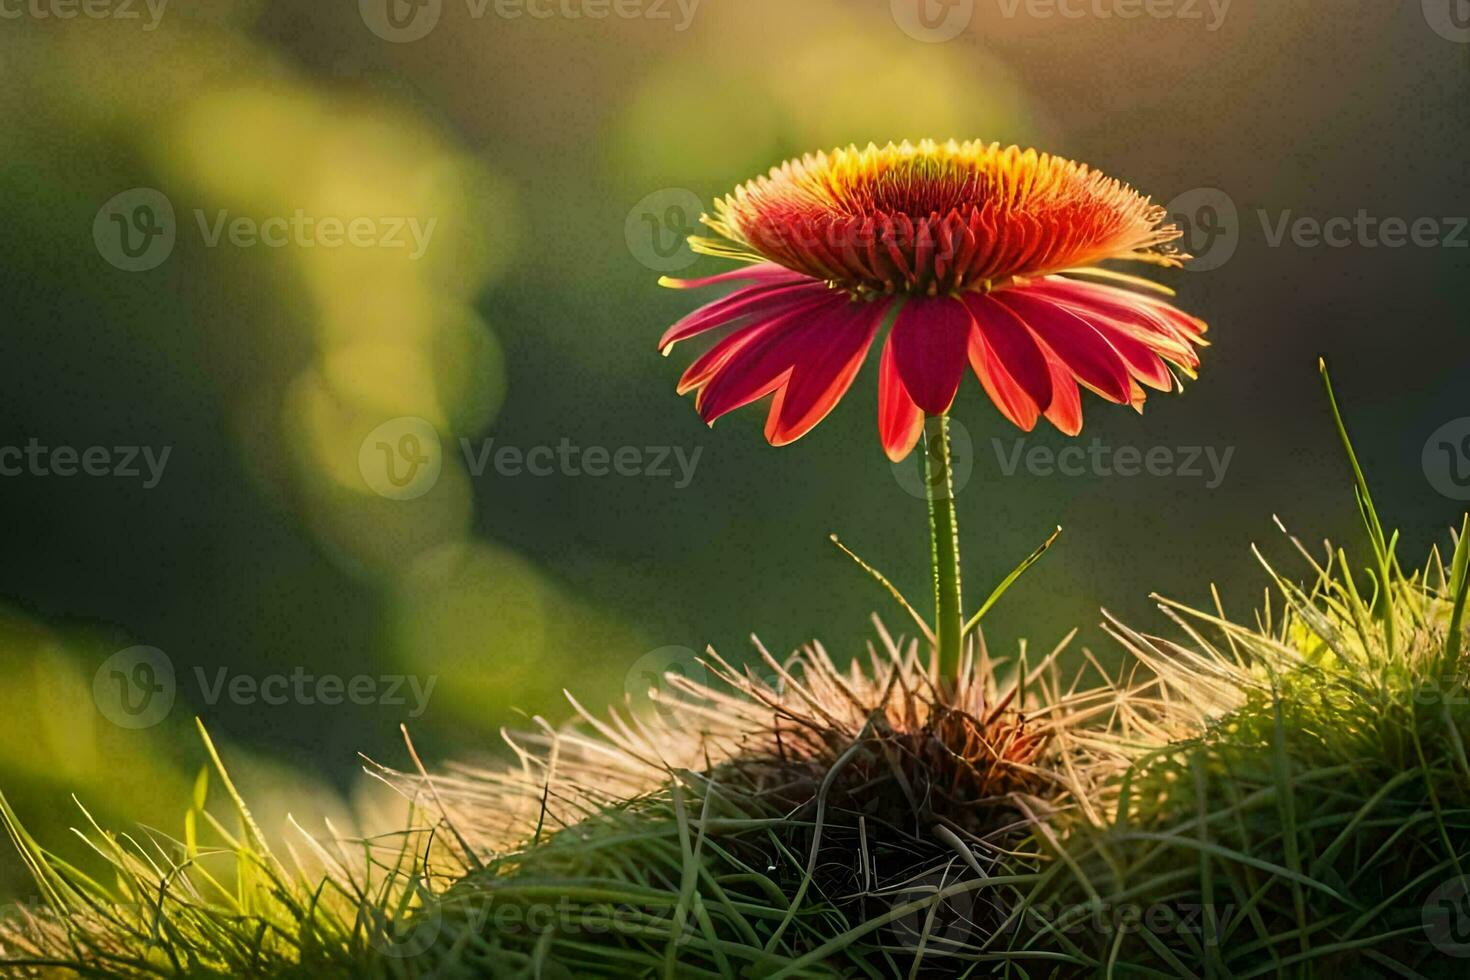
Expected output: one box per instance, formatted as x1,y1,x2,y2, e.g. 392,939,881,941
924,414,964,677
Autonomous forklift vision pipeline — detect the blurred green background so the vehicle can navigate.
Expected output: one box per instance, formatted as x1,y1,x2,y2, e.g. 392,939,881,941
0,0,1466,900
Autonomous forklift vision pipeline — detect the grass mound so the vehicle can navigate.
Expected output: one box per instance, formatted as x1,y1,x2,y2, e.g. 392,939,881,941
1011,373,1470,977
0,724,442,978
374,631,1121,977
3,368,1465,978
0,627,1120,978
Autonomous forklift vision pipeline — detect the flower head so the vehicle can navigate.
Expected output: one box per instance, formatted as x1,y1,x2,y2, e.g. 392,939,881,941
658,140,1209,460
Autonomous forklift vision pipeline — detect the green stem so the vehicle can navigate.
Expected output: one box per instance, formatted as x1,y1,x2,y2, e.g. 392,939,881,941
923,414,964,676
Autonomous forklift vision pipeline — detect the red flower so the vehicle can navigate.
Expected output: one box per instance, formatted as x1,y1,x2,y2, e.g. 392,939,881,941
658,140,1209,461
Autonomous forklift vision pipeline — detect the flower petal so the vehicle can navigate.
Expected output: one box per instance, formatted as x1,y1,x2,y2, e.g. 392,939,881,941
677,315,784,395
968,324,1040,432
694,292,853,424
659,278,829,352
993,290,1133,404
767,298,892,446
889,295,973,415
1030,277,1206,351
1087,317,1174,390
1029,286,1177,391
878,332,925,462
1040,349,1083,436
658,262,807,291
674,288,839,395
964,292,1053,411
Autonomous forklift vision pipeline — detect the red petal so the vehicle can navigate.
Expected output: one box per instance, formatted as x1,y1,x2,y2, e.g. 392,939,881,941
878,332,925,462
694,293,851,424
964,292,1053,411
767,298,891,446
1088,317,1174,391
1040,349,1083,436
677,317,781,395
1128,379,1148,412
1031,288,1176,391
1030,278,1206,351
659,262,806,291
659,279,829,352
968,324,1040,432
993,291,1133,404
889,296,973,415
675,289,837,394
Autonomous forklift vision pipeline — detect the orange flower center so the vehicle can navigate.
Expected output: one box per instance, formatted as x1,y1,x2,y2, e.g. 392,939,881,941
694,140,1184,297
